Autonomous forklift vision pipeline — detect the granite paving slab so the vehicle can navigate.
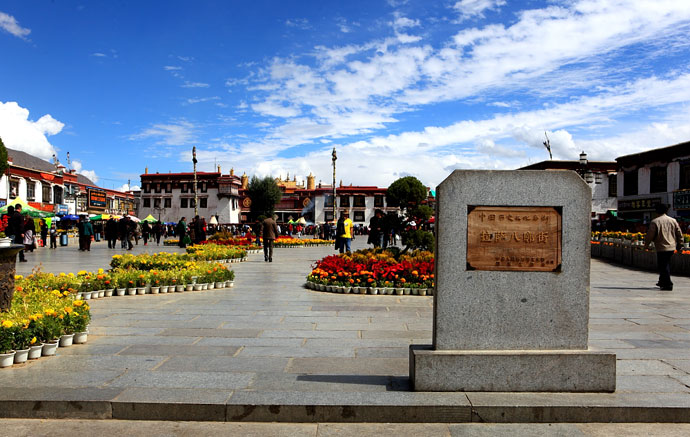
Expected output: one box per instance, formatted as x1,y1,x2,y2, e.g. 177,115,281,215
3,241,690,423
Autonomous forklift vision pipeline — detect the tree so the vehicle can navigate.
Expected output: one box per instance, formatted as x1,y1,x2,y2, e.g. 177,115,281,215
0,137,8,176
247,176,282,219
386,176,434,252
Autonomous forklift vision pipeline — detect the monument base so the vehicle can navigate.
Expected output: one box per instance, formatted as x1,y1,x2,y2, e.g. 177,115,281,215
410,345,616,392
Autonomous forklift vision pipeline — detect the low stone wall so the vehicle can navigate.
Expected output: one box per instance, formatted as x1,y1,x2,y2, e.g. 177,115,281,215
591,241,690,276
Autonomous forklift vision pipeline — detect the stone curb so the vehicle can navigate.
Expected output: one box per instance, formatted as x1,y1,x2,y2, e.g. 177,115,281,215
1,399,690,423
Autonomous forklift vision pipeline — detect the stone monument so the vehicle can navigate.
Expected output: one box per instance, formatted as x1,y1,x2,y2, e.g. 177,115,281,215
410,170,616,392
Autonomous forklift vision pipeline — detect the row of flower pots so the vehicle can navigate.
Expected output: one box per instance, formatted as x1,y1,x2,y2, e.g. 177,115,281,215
0,330,88,369
76,280,236,300
305,281,434,296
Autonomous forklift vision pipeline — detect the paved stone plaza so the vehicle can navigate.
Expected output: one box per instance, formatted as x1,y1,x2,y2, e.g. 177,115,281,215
2,238,690,423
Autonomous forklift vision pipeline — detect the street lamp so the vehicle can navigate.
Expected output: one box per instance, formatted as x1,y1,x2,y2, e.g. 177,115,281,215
192,146,198,217
331,146,337,224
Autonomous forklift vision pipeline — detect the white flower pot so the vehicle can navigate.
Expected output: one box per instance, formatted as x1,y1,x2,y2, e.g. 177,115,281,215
151,287,160,294
215,282,224,289
13,348,29,364
227,281,234,288
160,286,168,293
59,334,74,347
208,283,215,290
73,331,88,344
0,351,15,368
105,289,114,297
42,341,59,356
83,291,92,300
201,283,208,290
176,285,185,292
116,288,126,296
185,284,194,291
28,344,43,360
193,284,202,291
127,288,137,296
136,287,146,295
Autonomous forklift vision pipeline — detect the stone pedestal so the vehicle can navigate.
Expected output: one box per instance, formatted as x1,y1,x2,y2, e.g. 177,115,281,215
0,244,25,312
410,170,616,392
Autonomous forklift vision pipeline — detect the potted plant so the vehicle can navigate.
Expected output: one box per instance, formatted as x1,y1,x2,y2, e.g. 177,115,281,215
71,300,91,344
0,320,16,368
38,310,62,356
12,323,33,364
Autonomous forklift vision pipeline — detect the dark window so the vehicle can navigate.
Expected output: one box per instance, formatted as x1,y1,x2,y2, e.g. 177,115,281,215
624,170,638,196
649,166,667,193
353,211,365,222
198,182,207,193
165,183,172,193
679,162,690,190
325,211,334,222
53,186,63,204
324,195,334,207
181,183,188,193
153,198,161,208
143,198,151,208
180,198,188,208
42,184,52,203
374,195,384,207
155,183,161,193
190,198,197,208
608,174,617,197
144,184,151,193
200,198,207,208
26,182,35,201
164,198,171,208
353,196,365,207
340,196,350,207
9,180,18,198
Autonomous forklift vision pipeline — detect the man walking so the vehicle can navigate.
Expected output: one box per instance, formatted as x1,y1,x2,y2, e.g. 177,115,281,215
261,214,278,262
7,205,26,262
645,204,683,291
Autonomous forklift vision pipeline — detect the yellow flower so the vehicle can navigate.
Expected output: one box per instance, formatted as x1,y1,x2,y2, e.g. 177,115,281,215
73,300,84,307
59,272,66,277
1,320,13,329
98,268,104,274
51,290,62,296
14,274,23,280
64,307,73,314
30,337,37,345
77,270,88,276
44,308,56,317
68,273,75,278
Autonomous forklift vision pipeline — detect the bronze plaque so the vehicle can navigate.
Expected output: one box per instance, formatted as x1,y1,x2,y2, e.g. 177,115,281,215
467,206,562,272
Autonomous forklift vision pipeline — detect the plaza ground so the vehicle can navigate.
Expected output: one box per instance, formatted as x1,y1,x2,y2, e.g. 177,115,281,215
3,237,690,428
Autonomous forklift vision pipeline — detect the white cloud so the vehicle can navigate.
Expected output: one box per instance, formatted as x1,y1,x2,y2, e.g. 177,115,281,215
0,11,30,39
72,160,99,183
186,96,220,104
164,66,182,71
392,14,420,31
182,81,209,88
130,121,196,146
453,0,506,20
0,101,63,160
91,52,107,57
115,183,140,192
285,18,310,29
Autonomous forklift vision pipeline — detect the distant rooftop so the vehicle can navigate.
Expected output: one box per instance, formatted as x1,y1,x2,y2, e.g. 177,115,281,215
7,148,96,185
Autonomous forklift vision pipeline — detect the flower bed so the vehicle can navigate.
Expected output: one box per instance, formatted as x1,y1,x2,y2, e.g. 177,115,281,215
274,236,334,248
163,239,179,246
1,283,91,368
306,248,434,296
591,239,690,274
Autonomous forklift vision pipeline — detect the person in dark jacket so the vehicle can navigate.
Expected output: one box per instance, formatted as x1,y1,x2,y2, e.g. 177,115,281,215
82,217,94,251
176,217,187,248
40,219,48,248
261,214,279,262
142,222,151,246
105,217,118,249
8,205,26,262
118,217,128,248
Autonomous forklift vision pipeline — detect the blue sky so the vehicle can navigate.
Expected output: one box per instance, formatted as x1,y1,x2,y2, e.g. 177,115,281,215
2,0,690,191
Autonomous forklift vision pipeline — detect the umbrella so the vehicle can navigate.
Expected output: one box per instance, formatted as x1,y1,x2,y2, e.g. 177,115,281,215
141,214,158,223
209,216,218,225
297,217,307,225
0,197,55,218
61,214,79,221
129,215,141,222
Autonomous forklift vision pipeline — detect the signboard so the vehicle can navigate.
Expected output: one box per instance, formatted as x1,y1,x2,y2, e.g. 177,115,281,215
467,206,562,272
87,188,107,210
618,197,662,212
55,204,69,214
674,189,690,211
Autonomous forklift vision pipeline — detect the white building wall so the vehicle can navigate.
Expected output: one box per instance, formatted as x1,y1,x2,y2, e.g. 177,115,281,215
139,187,241,224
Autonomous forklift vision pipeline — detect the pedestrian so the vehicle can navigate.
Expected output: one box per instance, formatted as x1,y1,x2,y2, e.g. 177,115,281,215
261,214,279,262
77,216,87,251
368,209,384,248
82,217,94,251
644,204,683,291
142,221,151,246
105,217,117,249
40,219,48,248
118,216,128,248
153,221,162,245
126,216,135,250
49,223,58,249
23,215,36,253
7,205,26,262
337,211,354,254
176,217,187,248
